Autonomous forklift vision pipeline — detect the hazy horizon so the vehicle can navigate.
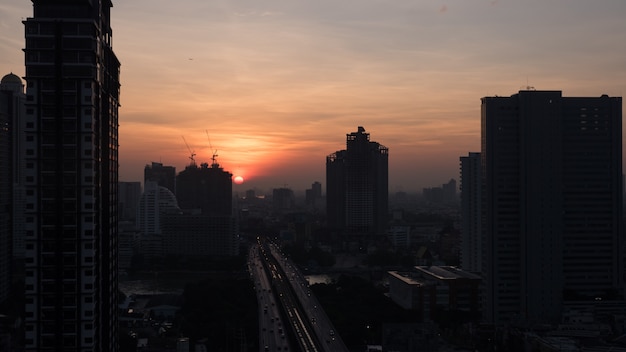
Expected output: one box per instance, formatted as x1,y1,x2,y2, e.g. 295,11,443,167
2,1,625,192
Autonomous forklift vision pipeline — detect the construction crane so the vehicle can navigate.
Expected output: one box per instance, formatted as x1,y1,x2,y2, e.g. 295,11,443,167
205,130,219,167
181,136,196,166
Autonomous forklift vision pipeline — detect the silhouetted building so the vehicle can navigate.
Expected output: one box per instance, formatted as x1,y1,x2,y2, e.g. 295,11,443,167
137,181,181,235
305,181,323,208
482,90,623,325
22,1,121,350
144,161,176,195
136,181,180,259
423,179,457,204
0,72,26,304
460,152,481,273
119,181,141,222
161,213,238,258
176,162,232,216
272,187,295,214
442,179,456,203
387,266,480,319
169,160,238,258
326,126,389,238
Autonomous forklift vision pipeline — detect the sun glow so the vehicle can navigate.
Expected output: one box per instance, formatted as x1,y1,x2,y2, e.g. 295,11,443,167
233,175,244,184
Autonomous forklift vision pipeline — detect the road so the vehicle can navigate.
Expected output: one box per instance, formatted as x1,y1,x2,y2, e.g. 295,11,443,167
248,238,350,352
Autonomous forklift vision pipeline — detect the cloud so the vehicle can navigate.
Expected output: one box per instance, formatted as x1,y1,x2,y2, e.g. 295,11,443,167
439,4,448,13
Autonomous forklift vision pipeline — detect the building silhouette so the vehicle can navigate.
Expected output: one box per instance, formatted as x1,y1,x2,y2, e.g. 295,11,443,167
423,179,457,204
136,181,180,236
1,73,27,305
459,152,481,273
326,126,389,240
176,162,232,216
22,1,121,351
481,90,623,325
272,187,295,214
136,181,181,260
144,161,176,195
171,160,239,258
119,181,141,222
305,181,323,209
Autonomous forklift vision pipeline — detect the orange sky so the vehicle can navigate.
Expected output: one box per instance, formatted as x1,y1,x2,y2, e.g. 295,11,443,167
2,1,626,193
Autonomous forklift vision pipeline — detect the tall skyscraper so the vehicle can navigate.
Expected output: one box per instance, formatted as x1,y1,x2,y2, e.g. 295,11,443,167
1,73,26,303
144,161,176,195
481,90,623,325
0,72,26,304
22,1,120,351
326,126,389,239
460,152,481,273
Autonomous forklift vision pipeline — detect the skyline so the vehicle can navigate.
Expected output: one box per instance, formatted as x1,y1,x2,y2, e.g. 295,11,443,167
2,1,626,192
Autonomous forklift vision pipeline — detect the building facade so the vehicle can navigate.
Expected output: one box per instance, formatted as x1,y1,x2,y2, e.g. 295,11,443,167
326,126,389,239
119,181,141,222
460,152,481,273
144,161,176,195
22,1,121,350
1,73,27,305
176,162,232,216
481,90,623,325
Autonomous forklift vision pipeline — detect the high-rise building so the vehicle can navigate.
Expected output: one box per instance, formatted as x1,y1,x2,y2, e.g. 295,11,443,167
22,1,121,350
326,126,388,238
0,72,26,304
144,161,176,195
173,161,239,258
481,90,623,325
176,162,232,216
460,152,481,273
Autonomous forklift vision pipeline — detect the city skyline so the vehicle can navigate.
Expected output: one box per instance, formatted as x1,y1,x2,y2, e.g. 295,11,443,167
2,1,626,192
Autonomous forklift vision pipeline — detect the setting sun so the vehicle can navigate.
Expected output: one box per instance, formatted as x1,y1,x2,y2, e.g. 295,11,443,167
233,175,244,184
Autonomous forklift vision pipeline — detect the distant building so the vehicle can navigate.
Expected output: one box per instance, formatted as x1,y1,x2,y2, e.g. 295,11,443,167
272,187,295,214
144,161,176,195
136,181,181,259
442,179,456,203
305,181,323,209
119,181,142,222
482,90,623,325
176,162,232,216
459,152,481,273
423,179,457,204
165,160,238,258
326,126,389,239
137,181,181,235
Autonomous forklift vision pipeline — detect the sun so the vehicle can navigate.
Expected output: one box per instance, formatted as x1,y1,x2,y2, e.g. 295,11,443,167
233,175,244,184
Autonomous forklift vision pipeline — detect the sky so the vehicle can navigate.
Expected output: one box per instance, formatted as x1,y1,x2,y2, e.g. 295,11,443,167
2,0,626,194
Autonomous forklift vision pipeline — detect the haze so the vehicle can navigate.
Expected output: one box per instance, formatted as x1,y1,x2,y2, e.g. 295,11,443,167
2,0,625,193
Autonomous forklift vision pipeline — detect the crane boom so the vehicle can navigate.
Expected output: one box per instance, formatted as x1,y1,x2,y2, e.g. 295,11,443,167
181,135,196,166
